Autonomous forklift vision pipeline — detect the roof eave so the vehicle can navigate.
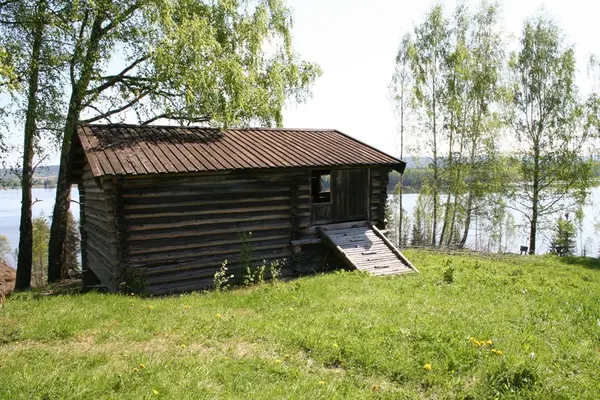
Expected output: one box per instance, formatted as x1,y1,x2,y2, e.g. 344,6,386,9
392,162,406,174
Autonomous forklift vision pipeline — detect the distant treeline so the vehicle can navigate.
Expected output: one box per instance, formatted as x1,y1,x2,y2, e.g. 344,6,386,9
2,177,57,189
388,159,600,193
388,169,427,193
0,165,60,189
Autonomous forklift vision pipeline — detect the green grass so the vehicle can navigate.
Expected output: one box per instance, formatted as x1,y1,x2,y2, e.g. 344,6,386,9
1,250,600,399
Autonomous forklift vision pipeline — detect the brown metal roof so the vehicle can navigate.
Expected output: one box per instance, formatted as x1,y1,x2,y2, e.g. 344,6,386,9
76,124,405,177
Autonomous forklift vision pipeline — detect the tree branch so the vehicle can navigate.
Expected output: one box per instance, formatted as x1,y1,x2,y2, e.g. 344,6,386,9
504,203,531,221
141,114,211,126
81,90,151,123
85,56,149,96
32,154,49,174
100,1,143,35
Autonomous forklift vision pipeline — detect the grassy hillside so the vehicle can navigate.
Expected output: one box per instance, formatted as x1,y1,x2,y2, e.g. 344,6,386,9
1,250,599,399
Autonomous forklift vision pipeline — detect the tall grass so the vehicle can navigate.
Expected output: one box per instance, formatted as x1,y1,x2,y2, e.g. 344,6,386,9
1,250,599,399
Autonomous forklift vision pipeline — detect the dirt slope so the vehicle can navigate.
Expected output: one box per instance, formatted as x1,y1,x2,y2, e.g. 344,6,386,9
0,261,16,296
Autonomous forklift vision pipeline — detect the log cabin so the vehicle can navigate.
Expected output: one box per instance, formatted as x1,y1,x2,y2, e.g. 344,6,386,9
71,124,417,294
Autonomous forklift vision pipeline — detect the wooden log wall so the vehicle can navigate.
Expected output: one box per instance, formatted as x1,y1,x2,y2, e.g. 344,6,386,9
119,170,314,295
78,165,391,294
79,162,120,290
370,167,390,229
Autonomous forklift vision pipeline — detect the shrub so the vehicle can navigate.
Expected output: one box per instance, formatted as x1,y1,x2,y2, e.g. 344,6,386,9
549,215,576,256
31,215,50,287
243,262,266,286
268,259,282,282
214,259,234,291
0,235,10,264
62,210,81,277
443,259,454,284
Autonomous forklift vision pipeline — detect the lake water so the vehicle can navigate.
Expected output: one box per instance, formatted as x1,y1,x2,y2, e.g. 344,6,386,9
1,186,598,267
398,187,600,255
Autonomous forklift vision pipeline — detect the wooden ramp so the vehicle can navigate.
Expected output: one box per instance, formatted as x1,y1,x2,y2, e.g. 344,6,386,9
318,221,418,276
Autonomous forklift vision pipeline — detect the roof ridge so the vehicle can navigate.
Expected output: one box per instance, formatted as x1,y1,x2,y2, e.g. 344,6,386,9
79,122,220,130
79,123,337,132
228,127,336,132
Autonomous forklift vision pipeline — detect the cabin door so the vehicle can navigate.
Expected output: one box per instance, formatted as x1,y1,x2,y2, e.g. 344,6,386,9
331,169,368,222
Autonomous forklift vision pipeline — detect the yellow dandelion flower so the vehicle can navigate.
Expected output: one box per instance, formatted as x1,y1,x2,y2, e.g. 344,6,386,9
474,340,481,346
153,389,159,395
133,368,139,373
486,340,493,345
319,381,325,385
216,313,221,318
180,344,186,349
139,364,145,369
284,354,290,360
289,308,294,312
148,305,153,309
183,305,190,309
495,350,503,356
469,337,475,342
333,343,339,349
275,359,282,364
424,363,432,371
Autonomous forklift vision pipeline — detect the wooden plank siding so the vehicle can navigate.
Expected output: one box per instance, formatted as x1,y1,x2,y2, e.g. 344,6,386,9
79,163,120,290
118,169,312,294
370,167,390,229
76,159,392,294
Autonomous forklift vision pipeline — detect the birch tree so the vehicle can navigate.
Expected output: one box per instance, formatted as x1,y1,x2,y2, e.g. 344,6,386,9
411,5,449,246
439,3,470,246
457,1,505,248
390,33,413,246
1,0,66,290
406,2,505,249
508,14,593,254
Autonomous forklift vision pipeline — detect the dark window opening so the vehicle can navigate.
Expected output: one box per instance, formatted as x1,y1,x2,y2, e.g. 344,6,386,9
311,170,331,203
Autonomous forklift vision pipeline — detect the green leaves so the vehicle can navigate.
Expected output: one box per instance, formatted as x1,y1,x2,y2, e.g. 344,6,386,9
508,12,593,253
0,45,18,91
392,4,594,252
76,0,321,127
391,2,508,248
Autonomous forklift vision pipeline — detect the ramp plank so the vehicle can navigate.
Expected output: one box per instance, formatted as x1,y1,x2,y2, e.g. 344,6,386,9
318,221,417,276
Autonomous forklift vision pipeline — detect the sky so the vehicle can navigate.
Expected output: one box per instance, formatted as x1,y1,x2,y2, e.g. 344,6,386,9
4,0,600,165
281,0,600,158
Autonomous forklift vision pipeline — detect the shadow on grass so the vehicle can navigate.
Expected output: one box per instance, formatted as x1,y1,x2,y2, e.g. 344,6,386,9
8,279,84,300
557,256,600,270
